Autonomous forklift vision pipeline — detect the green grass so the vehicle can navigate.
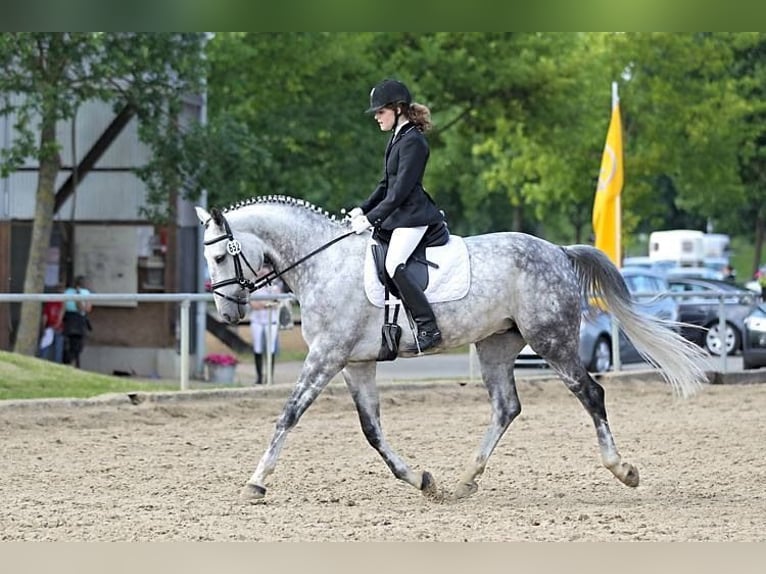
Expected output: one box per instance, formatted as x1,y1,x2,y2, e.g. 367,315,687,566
0,350,180,401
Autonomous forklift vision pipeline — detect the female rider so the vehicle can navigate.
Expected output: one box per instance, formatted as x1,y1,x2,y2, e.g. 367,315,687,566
349,79,445,352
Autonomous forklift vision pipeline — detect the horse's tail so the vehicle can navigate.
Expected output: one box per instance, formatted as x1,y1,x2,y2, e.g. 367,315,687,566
564,244,708,398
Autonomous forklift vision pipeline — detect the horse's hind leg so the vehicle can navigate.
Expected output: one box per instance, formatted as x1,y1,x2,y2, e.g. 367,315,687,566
342,361,442,502
453,331,525,500
549,360,639,487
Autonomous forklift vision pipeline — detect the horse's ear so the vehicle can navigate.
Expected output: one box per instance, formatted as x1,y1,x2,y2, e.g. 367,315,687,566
210,207,224,226
195,206,211,226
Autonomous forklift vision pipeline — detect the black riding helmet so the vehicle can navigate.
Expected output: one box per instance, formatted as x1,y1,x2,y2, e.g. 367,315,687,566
365,79,412,113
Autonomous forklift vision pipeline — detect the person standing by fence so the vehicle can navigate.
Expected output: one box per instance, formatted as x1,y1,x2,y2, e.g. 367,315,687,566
62,275,92,368
39,283,65,363
249,265,282,385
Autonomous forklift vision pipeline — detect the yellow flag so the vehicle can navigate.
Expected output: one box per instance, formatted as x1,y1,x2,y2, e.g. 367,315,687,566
592,83,624,267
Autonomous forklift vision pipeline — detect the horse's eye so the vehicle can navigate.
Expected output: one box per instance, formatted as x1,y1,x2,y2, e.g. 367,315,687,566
214,254,226,264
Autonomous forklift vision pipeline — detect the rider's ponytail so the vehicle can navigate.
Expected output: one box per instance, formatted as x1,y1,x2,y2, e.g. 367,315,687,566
407,102,432,133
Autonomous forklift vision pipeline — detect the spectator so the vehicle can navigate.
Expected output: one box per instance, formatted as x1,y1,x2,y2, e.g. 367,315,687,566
39,283,65,362
62,275,92,368
249,265,282,385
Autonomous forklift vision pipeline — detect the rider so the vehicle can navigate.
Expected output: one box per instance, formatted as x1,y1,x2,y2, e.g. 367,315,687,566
349,78,445,352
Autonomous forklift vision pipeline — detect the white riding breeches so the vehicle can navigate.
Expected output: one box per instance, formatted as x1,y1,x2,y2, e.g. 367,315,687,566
385,226,428,277
251,321,279,355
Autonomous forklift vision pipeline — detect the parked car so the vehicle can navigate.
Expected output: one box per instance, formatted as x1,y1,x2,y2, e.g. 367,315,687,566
622,256,676,275
622,255,653,268
742,303,766,369
666,277,760,356
516,267,679,373
666,266,723,280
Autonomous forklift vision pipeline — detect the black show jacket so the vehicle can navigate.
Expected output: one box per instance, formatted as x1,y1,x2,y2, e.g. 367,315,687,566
361,123,444,230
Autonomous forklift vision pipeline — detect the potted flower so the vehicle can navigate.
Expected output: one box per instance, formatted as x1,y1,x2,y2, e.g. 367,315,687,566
204,353,239,383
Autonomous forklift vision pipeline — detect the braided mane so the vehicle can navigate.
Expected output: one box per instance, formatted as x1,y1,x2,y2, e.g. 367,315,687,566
222,195,343,225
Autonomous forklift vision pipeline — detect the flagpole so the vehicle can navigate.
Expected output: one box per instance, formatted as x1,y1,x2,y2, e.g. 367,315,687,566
612,81,621,269
611,81,622,372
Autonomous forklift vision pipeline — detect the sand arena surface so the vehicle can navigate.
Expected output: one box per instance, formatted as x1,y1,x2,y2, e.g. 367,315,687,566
1,378,764,541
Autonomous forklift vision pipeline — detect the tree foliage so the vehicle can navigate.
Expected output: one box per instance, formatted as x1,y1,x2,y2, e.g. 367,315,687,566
201,32,764,257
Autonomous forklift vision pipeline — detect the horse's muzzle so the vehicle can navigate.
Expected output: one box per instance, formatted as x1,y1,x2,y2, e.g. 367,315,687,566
220,304,246,323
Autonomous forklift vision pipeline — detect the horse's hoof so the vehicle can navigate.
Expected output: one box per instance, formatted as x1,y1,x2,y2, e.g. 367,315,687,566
622,463,639,487
420,471,444,502
453,480,479,500
615,463,639,488
240,483,267,503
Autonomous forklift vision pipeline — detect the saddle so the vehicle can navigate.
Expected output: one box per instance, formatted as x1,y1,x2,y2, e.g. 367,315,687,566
371,222,450,361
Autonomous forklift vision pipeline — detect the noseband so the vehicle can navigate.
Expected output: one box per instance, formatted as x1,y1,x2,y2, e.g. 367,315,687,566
203,212,354,306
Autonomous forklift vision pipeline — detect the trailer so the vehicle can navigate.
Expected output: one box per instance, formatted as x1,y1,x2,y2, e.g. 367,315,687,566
702,233,732,259
648,230,705,266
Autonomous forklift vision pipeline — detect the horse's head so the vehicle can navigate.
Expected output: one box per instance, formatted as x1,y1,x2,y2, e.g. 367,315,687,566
196,205,264,323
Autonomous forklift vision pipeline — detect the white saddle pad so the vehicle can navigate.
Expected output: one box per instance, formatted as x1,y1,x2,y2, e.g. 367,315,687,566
364,235,470,308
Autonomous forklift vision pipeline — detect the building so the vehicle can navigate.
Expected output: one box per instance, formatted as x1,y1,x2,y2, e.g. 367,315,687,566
0,95,208,378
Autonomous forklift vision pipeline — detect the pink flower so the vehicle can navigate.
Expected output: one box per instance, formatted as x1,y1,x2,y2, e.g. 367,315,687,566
204,353,239,366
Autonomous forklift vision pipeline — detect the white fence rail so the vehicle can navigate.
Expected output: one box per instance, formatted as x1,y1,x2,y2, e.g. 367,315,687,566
2,289,760,390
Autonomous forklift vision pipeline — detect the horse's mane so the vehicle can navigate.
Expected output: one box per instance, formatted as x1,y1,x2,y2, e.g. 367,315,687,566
222,195,342,226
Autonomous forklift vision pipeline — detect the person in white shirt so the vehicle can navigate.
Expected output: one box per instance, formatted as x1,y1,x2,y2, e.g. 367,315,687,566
249,265,282,384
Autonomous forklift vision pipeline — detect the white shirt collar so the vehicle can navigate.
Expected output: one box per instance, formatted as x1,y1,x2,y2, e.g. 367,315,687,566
394,120,411,137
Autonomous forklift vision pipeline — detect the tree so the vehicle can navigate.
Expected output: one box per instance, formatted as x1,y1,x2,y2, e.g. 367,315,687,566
200,33,763,250
379,33,612,239
608,33,748,233
730,33,766,274
202,33,382,211
0,33,207,356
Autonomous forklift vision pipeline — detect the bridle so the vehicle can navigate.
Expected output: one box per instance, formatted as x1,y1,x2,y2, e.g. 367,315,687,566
203,211,354,306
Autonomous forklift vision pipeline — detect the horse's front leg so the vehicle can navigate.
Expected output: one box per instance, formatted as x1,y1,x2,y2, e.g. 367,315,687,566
342,361,443,502
240,347,346,503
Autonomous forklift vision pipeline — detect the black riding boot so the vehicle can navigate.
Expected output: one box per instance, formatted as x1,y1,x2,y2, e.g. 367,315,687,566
392,263,442,353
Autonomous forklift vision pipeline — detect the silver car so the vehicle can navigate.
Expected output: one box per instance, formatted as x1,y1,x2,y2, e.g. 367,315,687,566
516,267,679,373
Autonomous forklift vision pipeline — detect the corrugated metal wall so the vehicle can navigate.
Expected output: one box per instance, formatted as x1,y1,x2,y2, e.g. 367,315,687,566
2,99,153,221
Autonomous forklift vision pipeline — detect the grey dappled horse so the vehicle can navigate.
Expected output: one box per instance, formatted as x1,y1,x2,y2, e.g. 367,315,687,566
196,196,708,503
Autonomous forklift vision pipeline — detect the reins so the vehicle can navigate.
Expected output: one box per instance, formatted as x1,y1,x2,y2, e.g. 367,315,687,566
203,212,353,304
251,229,354,291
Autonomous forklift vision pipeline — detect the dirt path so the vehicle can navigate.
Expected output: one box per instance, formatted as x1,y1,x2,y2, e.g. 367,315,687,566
1,378,764,541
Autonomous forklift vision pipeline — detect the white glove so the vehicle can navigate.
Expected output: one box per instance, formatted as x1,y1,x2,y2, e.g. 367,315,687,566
347,207,363,218
350,214,372,234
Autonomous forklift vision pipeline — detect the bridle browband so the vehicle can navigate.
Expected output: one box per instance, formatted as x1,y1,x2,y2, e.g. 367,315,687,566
203,212,354,306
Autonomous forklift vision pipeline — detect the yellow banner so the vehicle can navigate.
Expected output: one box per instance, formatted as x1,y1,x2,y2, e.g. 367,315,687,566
592,98,624,267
